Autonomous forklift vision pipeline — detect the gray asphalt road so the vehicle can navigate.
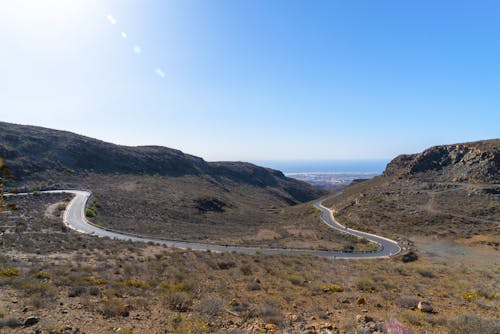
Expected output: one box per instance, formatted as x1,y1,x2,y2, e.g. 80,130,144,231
6,190,401,259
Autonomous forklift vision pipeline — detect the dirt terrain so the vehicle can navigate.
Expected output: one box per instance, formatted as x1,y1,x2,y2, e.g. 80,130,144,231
1,195,499,333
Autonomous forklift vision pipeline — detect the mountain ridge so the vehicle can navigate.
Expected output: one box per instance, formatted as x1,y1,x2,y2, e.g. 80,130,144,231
384,139,499,184
0,121,323,202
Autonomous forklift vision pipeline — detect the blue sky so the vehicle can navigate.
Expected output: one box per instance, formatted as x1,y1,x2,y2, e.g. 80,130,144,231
1,0,499,161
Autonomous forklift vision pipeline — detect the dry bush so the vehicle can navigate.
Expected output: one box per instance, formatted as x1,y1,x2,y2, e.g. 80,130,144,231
396,296,419,309
100,297,130,317
355,276,377,292
195,295,224,319
163,291,193,312
261,299,285,326
246,280,261,291
68,285,86,297
0,316,22,328
447,313,500,334
240,264,252,276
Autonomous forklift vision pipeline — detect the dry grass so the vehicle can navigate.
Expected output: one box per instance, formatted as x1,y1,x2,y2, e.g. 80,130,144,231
0,186,498,333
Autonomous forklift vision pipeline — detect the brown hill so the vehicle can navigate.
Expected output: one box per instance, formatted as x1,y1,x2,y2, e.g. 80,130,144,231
384,139,499,184
0,121,323,202
325,139,499,244
0,121,330,246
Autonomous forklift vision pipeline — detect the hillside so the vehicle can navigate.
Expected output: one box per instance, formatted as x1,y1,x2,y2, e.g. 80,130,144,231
384,139,499,184
325,139,499,247
0,122,361,248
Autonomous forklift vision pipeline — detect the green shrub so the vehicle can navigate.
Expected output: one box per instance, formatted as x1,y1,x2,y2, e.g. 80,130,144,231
285,273,307,286
322,284,344,293
85,208,97,218
31,271,51,280
83,276,108,285
307,206,321,219
0,268,20,277
461,291,479,301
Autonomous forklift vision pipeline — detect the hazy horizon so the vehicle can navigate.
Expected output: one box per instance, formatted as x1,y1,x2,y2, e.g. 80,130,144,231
2,1,499,161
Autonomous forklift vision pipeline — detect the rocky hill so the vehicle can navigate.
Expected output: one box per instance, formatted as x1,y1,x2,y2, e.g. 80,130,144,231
0,121,327,244
384,139,499,184
325,139,499,244
0,121,322,201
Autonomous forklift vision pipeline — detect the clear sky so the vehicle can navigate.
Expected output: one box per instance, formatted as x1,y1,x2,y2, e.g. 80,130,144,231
1,1,499,161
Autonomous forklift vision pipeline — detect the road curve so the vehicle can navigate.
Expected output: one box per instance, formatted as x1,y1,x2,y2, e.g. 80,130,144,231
6,190,401,259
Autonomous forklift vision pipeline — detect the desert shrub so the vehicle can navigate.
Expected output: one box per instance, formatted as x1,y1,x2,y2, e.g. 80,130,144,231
166,314,210,334
322,284,344,293
261,299,285,326
447,313,500,334
414,265,435,278
20,282,58,308
0,268,20,277
0,316,22,328
195,295,224,319
246,281,261,291
18,281,53,296
285,273,307,286
217,261,236,270
461,291,479,301
308,206,321,218
355,276,377,292
100,297,130,317
118,279,150,289
68,286,86,297
402,251,418,263
6,203,18,211
83,276,108,285
476,284,498,300
162,279,197,293
85,208,97,218
31,271,51,280
89,286,101,296
163,291,192,312
240,264,252,276
399,310,424,326
396,296,419,309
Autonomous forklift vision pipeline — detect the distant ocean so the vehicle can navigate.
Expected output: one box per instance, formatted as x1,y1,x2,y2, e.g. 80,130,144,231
252,159,389,174
252,160,390,190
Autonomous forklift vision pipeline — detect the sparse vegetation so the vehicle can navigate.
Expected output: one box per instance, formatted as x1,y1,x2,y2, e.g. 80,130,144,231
447,313,500,334
85,207,97,218
31,271,51,280
0,268,20,277
0,137,498,333
118,279,151,289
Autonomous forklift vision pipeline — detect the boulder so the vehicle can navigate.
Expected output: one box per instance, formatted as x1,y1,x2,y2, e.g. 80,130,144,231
417,301,433,313
356,296,366,305
24,316,39,327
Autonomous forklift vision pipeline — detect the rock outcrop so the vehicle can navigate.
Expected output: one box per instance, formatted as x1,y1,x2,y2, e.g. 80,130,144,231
384,140,499,184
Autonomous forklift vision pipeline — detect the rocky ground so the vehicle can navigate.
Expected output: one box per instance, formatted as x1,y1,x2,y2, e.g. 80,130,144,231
1,194,499,333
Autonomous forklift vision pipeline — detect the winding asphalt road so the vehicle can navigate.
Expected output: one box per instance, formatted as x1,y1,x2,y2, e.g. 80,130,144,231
6,190,401,259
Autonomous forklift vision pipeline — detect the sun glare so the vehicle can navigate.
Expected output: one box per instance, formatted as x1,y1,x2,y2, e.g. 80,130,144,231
1,0,99,38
